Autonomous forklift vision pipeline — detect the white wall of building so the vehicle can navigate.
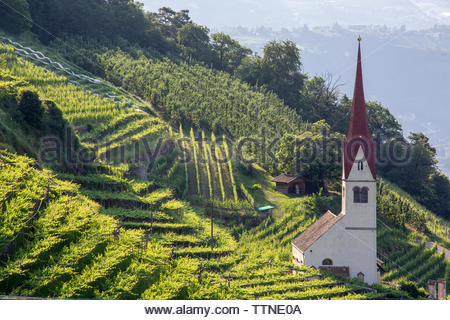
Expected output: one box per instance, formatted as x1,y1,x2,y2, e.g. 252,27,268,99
293,146,378,284
342,147,377,228
302,219,378,284
292,246,304,266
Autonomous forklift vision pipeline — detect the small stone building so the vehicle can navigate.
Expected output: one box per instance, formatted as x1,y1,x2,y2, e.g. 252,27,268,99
272,174,306,195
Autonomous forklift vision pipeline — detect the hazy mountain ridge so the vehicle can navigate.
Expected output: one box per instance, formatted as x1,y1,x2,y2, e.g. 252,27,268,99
142,0,450,29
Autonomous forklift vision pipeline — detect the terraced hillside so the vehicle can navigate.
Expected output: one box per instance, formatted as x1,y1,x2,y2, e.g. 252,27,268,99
183,129,242,204
0,151,245,299
0,151,164,298
1,151,401,299
377,227,449,292
1,39,448,300
378,180,450,249
212,194,408,300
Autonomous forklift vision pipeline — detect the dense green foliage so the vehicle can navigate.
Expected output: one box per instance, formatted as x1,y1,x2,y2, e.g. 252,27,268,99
27,0,169,52
238,40,305,108
276,120,344,184
211,33,251,73
379,133,450,218
378,180,427,232
0,58,90,171
17,88,43,127
0,0,31,35
99,49,302,140
378,180,450,248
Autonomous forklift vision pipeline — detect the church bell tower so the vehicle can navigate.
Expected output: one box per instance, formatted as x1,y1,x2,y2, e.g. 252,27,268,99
341,37,378,284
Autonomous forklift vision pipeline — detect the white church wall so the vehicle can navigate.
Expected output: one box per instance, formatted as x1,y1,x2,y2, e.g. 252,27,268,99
342,180,377,227
292,246,305,266
342,147,377,228
304,219,378,284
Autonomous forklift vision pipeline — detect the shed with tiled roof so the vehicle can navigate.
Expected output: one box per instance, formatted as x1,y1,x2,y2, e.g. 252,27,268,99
271,174,306,195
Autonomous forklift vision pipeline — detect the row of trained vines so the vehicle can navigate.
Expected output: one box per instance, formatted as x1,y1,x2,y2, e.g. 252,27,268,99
181,128,241,205
99,50,303,143
378,180,450,248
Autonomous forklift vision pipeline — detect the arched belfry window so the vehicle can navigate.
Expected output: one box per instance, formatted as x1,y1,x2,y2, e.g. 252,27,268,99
361,187,369,203
353,187,369,203
322,258,333,266
353,187,361,203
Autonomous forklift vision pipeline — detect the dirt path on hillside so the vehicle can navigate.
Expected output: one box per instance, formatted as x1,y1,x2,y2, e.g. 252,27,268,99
417,239,450,260
262,188,283,217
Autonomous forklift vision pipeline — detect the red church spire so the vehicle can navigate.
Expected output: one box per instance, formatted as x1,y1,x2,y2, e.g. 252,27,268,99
343,37,376,179
348,37,370,139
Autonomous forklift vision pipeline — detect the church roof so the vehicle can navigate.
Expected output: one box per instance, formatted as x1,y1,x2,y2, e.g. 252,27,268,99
272,174,303,184
291,211,344,252
343,39,377,179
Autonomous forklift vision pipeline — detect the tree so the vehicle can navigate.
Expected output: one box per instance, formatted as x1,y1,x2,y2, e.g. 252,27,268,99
211,33,251,73
42,100,66,134
107,0,152,46
366,101,403,139
260,40,305,107
237,40,305,108
0,0,32,34
177,23,212,63
276,133,297,174
429,173,450,218
298,76,341,124
236,55,264,85
17,89,43,128
408,133,437,171
149,7,191,39
381,133,436,197
276,121,344,183
27,0,169,52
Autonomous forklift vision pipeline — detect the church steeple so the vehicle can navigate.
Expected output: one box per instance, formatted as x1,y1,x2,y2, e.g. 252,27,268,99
343,38,376,179
348,38,370,139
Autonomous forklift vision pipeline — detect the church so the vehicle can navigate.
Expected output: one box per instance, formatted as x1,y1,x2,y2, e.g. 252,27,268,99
291,38,378,284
